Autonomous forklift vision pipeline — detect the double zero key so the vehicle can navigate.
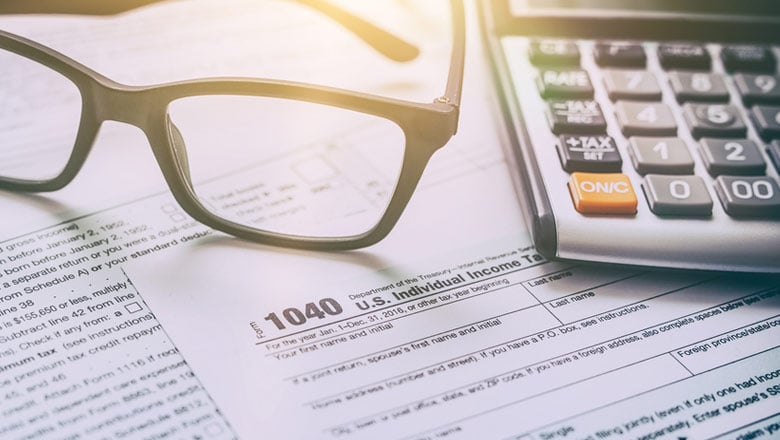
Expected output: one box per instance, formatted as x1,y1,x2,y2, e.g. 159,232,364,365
715,176,780,217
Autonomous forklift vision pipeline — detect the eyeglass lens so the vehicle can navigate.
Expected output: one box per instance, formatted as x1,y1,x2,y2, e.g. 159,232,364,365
167,95,406,238
0,47,82,181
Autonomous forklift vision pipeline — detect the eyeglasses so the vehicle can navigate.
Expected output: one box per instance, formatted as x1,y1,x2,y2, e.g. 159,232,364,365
0,0,465,250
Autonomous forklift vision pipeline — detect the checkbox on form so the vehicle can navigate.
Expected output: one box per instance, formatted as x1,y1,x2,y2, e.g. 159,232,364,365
125,302,143,313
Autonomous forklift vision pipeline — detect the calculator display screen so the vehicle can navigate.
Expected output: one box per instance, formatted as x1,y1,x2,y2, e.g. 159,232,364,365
510,0,780,18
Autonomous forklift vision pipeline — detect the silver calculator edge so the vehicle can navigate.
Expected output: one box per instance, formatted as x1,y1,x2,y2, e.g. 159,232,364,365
478,4,780,273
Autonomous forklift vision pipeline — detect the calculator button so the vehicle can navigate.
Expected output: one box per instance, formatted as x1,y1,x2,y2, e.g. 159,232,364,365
628,137,694,175
682,104,747,138
715,176,780,217
699,138,766,176
568,172,637,215
603,70,661,101
768,141,780,173
658,44,711,70
642,175,712,216
749,105,780,140
529,40,580,66
536,69,593,99
615,102,677,136
546,100,607,134
557,135,622,172
594,42,646,67
668,72,729,103
734,74,780,105
720,45,776,73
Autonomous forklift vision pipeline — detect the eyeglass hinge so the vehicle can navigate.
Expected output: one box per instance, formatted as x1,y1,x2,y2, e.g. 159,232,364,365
433,96,460,135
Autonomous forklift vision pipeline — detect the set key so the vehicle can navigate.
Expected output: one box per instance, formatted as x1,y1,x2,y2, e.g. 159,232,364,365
557,135,622,172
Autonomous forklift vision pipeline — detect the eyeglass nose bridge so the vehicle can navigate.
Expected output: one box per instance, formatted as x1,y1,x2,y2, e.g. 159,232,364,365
84,79,195,183
87,80,163,129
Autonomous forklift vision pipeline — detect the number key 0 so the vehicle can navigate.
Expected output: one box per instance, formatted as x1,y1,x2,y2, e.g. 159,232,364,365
642,175,712,216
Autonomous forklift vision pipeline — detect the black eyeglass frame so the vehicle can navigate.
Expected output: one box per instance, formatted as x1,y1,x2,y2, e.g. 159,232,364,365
0,0,465,250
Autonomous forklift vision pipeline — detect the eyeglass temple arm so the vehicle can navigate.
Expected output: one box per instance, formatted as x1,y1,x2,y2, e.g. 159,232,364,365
0,0,161,15
438,0,466,132
295,0,419,62
0,0,420,63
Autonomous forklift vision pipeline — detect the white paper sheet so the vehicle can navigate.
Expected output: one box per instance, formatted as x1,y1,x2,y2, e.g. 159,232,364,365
2,1,499,438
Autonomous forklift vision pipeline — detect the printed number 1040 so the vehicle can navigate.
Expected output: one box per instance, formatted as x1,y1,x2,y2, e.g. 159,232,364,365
264,298,344,330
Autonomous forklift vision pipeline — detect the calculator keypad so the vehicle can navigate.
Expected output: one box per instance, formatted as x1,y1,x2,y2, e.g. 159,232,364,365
523,38,780,220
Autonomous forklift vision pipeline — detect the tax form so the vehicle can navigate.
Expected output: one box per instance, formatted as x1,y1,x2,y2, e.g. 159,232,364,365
131,239,780,440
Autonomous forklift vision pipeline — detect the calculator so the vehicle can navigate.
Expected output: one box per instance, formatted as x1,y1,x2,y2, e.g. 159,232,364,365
478,0,780,272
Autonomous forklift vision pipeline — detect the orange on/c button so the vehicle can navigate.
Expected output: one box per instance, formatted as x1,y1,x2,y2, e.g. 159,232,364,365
568,172,638,214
